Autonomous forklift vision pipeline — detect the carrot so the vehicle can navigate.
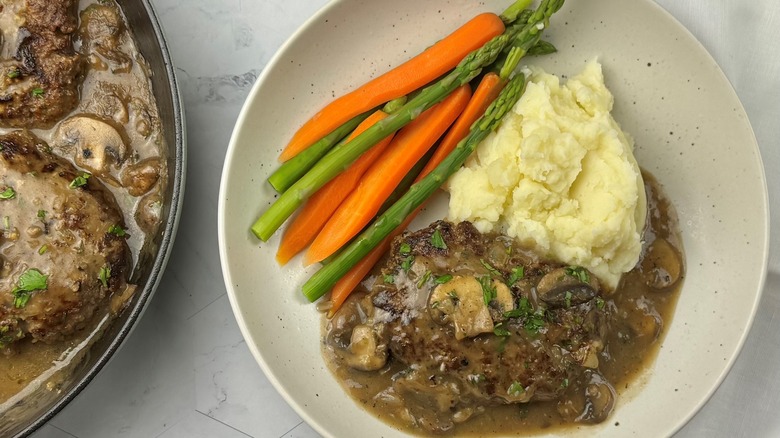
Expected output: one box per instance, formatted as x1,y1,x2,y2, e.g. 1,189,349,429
275,110,394,265
422,73,504,176
278,13,505,162
327,74,507,315
304,84,472,265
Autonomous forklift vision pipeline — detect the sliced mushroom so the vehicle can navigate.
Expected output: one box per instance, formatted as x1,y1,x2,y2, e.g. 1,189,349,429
121,157,161,196
572,340,603,369
428,275,513,340
344,324,387,371
557,371,616,424
536,267,599,309
52,115,129,181
640,238,683,289
135,192,162,234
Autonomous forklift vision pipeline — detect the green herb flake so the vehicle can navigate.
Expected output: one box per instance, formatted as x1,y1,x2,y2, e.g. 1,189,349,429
416,271,431,288
525,311,546,335
31,87,45,98
108,224,128,237
479,275,497,306
480,259,502,278
561,378,569,388
430,300,441,309
0,187,16,200
69,172,91,189
565,265,590,283
434,274,453,284
497,336,509,353
12,269,48,308
399,242,411,256
564,290,573,308
508,381,525,396
38,245,48,255
493,323,510,337
595,297,606,310
508,266,524,285
98,265,111,288
383,274,395,284
400,256,414,272
37,210,46,220
7,69,21,79
447,291,459,305
430,229,447,250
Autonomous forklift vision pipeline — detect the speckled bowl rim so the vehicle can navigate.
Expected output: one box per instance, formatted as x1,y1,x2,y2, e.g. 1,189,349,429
218,0,769,436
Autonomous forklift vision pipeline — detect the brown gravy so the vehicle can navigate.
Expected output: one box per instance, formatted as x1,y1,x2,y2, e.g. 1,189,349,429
322,171,684,436
0,0,165,410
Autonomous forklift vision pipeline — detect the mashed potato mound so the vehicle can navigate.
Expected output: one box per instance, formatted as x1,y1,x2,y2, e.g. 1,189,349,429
447,61,646,290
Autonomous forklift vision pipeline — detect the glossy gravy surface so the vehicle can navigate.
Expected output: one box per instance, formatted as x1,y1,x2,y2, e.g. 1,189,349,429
0,0,164,410
322,171,684,436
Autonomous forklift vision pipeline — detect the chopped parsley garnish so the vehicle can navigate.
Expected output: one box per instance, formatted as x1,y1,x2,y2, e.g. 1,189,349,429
480,259,502,278
399,242,411,255
7,69,21,79
508,381,525,396
98,265,111,288
434,274,453,284
69,172,91,189
503,297,546,334
12,269,48,308
0,187,16,199
38,245,48,255
31,87,45,98
416,270,431,288
493,322,510,337
479,275,497,306
508,266,524,285
37,210,46,220
524,312,546,334
595,297,606,310
447,291,459,305
565,265,590,283
108,224,128,237
400,256,414,272
561,378,569,388
383,274,395,284
430,229,447,250
564,290,573,308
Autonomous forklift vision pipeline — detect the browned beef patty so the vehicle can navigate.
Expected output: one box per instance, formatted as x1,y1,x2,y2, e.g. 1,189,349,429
0,130,129,348
0,0,84,128
367,221,611,432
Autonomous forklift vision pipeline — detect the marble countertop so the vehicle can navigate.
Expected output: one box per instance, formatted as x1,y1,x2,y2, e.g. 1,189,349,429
31,1,779,437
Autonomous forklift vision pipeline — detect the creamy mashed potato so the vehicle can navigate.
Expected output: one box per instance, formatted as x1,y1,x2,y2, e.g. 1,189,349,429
447,61,646,290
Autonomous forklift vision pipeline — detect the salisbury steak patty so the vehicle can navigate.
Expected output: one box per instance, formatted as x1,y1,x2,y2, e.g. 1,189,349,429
349,221,613,432
0,0,84,128
0,131,130,350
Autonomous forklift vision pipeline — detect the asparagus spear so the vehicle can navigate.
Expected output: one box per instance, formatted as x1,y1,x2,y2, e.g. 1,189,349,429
267,112,369,193
268,96,408,193
302,74,528,302
251,32,514,241
252,0,562,242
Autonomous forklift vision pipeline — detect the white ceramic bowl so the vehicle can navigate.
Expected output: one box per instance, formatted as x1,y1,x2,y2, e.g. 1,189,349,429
218,0,769,436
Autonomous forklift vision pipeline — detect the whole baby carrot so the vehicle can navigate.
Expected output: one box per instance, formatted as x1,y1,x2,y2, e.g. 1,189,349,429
278,13,504,161
304,84,472,265
275,110,394,265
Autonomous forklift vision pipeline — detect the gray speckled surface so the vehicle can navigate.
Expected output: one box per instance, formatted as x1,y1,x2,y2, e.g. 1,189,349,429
31,0,779,437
